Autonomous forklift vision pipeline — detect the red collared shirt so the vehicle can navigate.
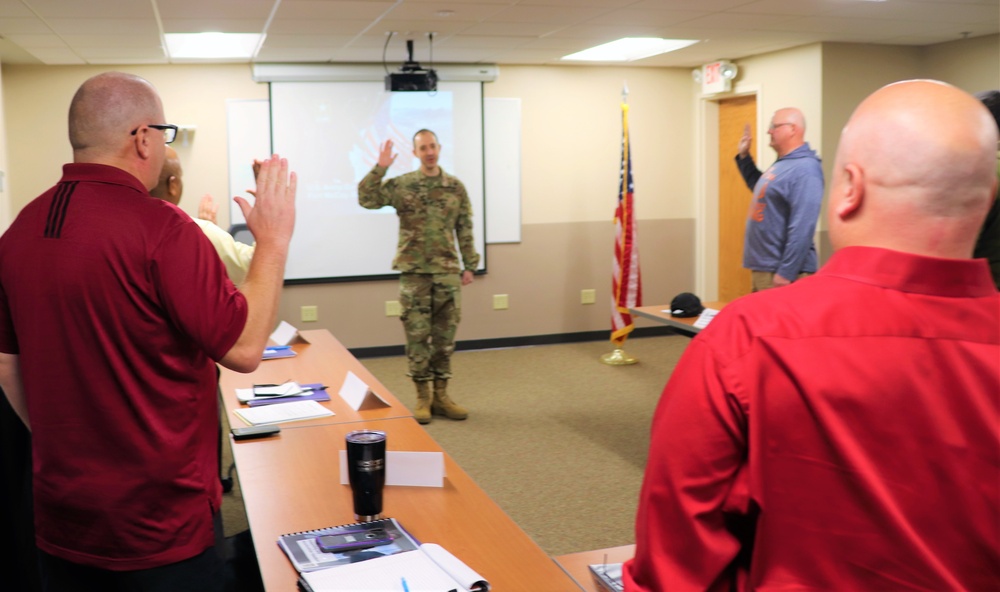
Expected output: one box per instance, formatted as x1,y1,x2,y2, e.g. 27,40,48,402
625,246,1000,591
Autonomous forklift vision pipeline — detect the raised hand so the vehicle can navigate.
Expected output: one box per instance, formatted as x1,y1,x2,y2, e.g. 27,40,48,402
737,123,752,158
378,140,397,168
234,154,297,248
197,193,218,224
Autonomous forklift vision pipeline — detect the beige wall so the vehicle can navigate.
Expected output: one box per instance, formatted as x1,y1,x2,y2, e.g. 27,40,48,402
820,43,923,180
815,36,999,262
1,35,997,349
489,65,695,223
2,64,269,221
923,34,1000,94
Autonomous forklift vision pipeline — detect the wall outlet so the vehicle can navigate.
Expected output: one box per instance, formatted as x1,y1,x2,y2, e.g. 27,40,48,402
493,294,509,310
385,300,401,317
300,305,318,322
581,289,596,304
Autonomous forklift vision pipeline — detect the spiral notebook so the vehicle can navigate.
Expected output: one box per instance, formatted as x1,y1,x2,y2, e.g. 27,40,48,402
298,543,491,592
277,517,420,573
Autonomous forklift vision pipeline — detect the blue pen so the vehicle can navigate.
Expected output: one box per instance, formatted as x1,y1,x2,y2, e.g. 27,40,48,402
265,345,292,351
400,577,410,592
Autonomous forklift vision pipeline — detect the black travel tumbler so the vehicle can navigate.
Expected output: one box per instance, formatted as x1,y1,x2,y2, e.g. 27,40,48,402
345,429,386,522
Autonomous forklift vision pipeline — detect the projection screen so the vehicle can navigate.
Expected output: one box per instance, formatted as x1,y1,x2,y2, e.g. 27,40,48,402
260,80,486,283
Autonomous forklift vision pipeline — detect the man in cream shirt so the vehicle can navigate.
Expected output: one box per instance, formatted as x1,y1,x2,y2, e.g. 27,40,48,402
151,146,254,285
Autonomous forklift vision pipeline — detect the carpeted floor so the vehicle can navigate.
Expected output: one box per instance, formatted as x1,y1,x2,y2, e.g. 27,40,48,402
220,333,690,557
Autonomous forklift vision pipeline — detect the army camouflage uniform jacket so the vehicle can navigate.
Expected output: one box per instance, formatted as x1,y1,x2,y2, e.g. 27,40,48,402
358,165,480,274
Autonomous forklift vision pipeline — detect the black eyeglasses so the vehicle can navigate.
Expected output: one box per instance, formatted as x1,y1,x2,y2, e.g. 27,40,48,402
130,124,178,144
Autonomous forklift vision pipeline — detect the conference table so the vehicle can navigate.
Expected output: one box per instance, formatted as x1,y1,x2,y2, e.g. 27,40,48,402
223,329,582,591
220,329,415,428
629,301,727,336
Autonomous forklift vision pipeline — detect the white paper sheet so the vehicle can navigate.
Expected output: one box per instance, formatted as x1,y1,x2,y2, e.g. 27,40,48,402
300,545,486,592
692,307,719,329
233,400,333,426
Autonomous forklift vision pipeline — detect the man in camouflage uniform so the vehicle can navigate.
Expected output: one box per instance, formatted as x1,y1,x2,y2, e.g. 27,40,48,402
358,129,480,424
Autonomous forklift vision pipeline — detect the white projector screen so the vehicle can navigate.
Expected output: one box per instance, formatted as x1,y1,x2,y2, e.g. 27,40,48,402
262,81,486,283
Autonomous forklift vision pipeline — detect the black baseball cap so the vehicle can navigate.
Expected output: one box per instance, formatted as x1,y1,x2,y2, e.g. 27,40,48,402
670,292,704,318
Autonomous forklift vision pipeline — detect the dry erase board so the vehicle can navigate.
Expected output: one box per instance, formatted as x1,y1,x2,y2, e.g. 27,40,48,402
225,94,521,281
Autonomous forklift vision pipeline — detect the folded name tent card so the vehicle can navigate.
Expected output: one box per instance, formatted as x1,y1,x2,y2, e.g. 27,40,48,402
338,450,445,488
269,320,310,347
338,371,390,411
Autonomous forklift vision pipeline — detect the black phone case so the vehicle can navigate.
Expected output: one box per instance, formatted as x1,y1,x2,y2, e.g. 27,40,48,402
231,425,281,440
315,529,393,553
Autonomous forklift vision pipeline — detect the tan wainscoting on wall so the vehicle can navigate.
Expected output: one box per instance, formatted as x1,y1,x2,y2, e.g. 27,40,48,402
277,218,695,349
818,229,832,267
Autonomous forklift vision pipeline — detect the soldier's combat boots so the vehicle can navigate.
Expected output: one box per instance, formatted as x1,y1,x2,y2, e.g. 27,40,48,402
431,379,468,421
414,380,432,425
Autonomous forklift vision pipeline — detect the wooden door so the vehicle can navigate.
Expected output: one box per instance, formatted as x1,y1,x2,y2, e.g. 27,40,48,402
718,95,757,302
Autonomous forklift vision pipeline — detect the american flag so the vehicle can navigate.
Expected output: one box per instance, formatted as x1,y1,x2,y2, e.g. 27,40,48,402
611,102,641,346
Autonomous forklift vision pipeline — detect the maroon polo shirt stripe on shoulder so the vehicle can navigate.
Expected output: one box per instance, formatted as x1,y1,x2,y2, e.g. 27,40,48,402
44,180,78,238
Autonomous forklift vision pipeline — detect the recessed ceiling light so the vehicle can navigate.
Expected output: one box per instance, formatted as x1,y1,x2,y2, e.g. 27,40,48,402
164,32,264,60
562,37,699,62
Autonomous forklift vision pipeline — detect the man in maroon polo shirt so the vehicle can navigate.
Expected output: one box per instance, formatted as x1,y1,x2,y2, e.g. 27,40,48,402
0,71,296,591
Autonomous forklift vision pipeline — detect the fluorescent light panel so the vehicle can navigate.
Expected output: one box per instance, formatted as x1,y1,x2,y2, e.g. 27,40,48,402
562,37,698,62
165,33,263,59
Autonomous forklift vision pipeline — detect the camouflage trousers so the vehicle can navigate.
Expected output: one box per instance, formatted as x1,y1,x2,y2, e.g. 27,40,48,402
399,273,462,382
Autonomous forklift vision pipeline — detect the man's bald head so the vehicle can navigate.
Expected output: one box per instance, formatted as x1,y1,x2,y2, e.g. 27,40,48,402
828,80,999,257
68,72,167,190
768,107,806,156
69,72,163,154
150,146,183,206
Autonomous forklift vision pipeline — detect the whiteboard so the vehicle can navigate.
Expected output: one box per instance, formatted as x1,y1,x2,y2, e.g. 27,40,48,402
225,99,270,225
225,93,522,279
484,98,521,243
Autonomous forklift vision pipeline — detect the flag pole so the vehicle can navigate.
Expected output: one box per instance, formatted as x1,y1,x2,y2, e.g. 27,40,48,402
602,81,639,366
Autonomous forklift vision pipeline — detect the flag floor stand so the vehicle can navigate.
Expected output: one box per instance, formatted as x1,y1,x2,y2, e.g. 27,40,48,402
601,348,638,365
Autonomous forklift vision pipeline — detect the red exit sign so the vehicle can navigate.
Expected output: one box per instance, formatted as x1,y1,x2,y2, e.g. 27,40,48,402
701,61,733,94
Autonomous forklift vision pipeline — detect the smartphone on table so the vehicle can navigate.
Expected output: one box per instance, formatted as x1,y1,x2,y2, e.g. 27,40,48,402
315,528,393,553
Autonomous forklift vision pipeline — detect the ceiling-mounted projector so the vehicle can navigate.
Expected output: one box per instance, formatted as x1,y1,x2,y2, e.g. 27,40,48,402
386,39,438,92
